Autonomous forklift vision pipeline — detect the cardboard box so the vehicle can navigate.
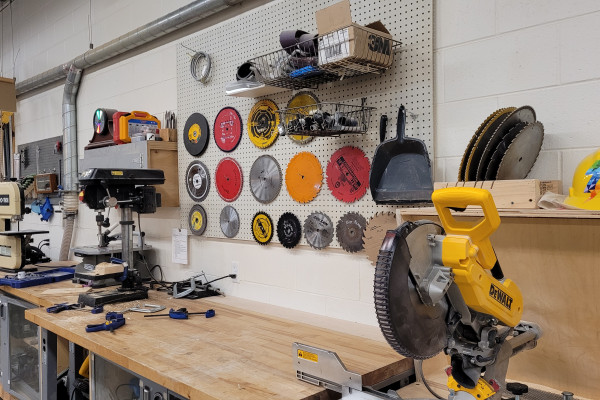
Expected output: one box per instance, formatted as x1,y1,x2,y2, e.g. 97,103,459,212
158,128,177,142
0,77,16,112
316,0,395,72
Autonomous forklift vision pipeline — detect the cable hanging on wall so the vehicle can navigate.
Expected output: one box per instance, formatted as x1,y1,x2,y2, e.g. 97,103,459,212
181,43,211,84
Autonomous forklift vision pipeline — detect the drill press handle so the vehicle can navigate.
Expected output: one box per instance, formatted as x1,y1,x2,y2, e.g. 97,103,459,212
432,187,500,270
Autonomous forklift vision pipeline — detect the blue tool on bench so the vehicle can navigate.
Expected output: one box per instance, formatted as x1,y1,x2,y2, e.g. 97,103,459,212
46,303,84,313
143,308,215,320
85,312,126,333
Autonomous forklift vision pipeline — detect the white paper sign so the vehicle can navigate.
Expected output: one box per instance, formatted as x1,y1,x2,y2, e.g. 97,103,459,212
172,228,188,264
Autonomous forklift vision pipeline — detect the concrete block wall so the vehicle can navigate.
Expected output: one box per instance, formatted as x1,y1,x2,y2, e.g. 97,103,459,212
434,1,600,193
2,0,600,326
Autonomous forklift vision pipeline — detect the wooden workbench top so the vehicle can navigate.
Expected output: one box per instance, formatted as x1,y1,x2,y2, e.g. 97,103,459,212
17,282,411,400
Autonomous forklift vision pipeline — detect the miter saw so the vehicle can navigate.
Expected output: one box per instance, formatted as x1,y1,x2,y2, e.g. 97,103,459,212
294,188,542,400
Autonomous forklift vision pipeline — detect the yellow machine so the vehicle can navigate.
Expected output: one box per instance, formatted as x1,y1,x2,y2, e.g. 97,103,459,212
294,187,542,400
0,182,48,270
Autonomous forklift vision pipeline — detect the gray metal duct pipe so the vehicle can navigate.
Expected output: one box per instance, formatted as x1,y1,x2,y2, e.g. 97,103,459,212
16,0,241,96
62,65,82,193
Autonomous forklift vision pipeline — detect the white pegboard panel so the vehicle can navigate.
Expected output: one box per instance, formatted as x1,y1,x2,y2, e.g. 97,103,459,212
176,0,433,247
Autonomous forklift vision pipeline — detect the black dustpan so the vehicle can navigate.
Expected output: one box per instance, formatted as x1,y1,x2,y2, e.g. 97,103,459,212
369,105,433,205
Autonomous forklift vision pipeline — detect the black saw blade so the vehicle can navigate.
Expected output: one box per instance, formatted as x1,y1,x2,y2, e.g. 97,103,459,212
336,212,366,253
188,204,207,236
185,160,210,202
374,220,448,359
277,212,302,249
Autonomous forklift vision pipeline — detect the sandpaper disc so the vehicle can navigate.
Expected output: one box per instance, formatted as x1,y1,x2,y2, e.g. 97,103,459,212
214,107,242,152
189,204,208,236
326,146,370,203
247,99,280,149
184,113,210,156
215,157,243,202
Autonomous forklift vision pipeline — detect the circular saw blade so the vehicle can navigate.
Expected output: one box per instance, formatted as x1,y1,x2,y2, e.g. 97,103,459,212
220,205,240,238
286,91,318,144
461,107,516,181
188,204,208,236
363,212,397,266
304,212,334,250
247,99,280,149
484,121,527,180
184,112,210,156
495,121,545,180
374,221,448,359
252,211,273,245
277,212,302,249
285,152,323,203
250,155,282,204
214,106,242,152
326,146,370,203
185,160,210,202
215,157,243,202
476,106,536,180
336,212,367,253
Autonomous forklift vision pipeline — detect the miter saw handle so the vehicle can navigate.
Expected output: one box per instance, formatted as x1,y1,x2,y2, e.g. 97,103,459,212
432,187,500,269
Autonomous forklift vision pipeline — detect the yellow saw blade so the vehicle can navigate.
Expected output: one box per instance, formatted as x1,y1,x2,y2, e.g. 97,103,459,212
247,99,280,149
286,91,319,144
285,151,323,203
459,107,516,181
363,212,397,266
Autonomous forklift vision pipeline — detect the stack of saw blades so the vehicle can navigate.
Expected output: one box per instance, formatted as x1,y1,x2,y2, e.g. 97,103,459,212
459,106,544,181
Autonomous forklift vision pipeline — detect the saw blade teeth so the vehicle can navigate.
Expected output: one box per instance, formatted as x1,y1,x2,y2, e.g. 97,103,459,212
363,212,397,265
336,212,367,253
304,212,334,250
251,211,274,245
495,121,544,180
276,212,302,249
250,155,282,204
459,107,516,181
285,152,323,203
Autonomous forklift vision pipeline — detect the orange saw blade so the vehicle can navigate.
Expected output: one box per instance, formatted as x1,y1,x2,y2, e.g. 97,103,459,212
285,152,323,203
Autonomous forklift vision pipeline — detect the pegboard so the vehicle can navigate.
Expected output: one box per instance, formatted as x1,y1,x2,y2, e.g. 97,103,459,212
176,0,433,248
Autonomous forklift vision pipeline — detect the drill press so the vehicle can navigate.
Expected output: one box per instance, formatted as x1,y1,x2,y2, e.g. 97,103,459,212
76,168,164,306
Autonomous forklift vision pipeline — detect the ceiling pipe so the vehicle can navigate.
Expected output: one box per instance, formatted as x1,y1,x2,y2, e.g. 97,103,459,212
16,0,242,96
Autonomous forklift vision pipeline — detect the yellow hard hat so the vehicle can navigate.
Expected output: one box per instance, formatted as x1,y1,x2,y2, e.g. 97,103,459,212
564,149,600,210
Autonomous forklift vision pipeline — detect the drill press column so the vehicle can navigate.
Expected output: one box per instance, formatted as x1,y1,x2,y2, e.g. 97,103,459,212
120,207,134,268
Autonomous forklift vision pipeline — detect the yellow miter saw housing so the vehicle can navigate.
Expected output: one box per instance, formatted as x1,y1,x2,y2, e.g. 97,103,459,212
432,188,523,327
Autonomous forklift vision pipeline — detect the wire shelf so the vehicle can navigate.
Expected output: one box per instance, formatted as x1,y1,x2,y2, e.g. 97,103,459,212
277,101,375,137
247,25,401,90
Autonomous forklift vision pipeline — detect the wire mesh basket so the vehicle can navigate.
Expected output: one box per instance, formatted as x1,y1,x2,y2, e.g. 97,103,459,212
277,101,375,137
247,25,401,90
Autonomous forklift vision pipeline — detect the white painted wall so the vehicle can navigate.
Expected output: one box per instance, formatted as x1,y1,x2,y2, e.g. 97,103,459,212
2,0,600,326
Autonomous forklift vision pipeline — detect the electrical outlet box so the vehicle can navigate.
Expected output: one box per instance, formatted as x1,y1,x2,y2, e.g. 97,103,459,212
231,261,239,283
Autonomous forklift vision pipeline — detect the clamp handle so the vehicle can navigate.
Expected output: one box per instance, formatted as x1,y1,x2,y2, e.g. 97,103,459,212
432,187,500,269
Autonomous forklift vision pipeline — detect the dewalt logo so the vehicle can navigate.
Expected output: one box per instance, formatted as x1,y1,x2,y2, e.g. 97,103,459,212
489,283,513,310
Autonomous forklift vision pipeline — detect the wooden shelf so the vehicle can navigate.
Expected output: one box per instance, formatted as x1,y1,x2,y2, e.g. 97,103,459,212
398,207,600,219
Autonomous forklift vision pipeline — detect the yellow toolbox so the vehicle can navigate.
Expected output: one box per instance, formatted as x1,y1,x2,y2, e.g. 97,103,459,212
117,111,160,143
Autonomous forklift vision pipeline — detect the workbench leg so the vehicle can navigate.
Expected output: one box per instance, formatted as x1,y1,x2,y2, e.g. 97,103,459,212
68,342,87,400
40,328,57,400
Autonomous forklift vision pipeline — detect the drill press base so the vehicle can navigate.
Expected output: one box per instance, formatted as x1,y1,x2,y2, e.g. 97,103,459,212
78,288,148,307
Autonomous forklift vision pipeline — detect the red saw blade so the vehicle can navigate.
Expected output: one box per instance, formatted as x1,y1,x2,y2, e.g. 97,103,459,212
326,146,370,203
214,107,242,152
215,157,243,202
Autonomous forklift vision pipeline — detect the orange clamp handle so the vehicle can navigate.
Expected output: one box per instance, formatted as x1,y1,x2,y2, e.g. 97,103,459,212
432,187,500,269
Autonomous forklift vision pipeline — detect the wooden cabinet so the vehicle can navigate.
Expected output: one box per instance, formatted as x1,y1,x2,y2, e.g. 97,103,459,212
80,141,179,207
